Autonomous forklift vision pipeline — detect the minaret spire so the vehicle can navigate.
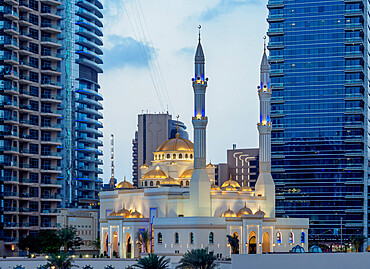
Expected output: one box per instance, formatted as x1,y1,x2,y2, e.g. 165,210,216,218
109,134,116,189
188,27,211,217
255,41,275,217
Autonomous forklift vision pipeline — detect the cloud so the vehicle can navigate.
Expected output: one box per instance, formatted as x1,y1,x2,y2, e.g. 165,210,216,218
103,36,156,69
177,46,194,57
200,0,261,21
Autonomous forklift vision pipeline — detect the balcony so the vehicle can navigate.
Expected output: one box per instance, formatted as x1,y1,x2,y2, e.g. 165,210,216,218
1,115,18,123
2,176,18,183
41,22,62,34
41,178,62,185
41,165,62,173
40,0,62,6
0,146,18,153
76,57,103,73
3,8,19,20
41,79,63,89
19,75,33,84
19,15,33,27
76,96,103,109
41,122,62,131
41,37,62,47
1,191,18,197
1,207,19,213
41,193,62,199
3,70,18,80
76,106,103,118
41,93,63,103
4,0,19,5
76,146,103,155
344,65,363,73
3,39,19,50
267,28,284,36
76,37,103,54
0,86,18,94
41,8,62,19
40,151,62,159
19,119,39,127
41,65,62,75
3,25,18,35
19,178,39,184
18,60,34,70
41,136,62,145
41,51,62,61
0,100,18,108
344,9,362,17
2,55,19,65
76,0,103,18
19,31,34,41
75,88,103,100
19,1,33,11
77,136,103,146
344,23,363,30
267,0,284,8
76,27,103,46
41,222,61,228
344,79,363,86
41,208,61,214
19,192,39,198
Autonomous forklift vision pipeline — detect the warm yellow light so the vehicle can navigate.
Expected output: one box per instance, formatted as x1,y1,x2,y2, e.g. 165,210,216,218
262,120,267,126
196,114,202,120
272,243,276,247
31,254,35,258
57,256,60,258
45,255,49,259
72,255,75,258
85,254,89,258
113,234,118,238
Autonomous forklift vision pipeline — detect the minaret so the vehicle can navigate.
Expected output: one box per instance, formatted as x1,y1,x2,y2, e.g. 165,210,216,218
255,38,275,217
109,134,116,189
188,27,211,217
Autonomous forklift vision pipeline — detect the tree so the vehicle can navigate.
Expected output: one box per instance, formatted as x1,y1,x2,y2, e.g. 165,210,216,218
57,226,83,253
226,234,239,254
351,235,366,252
136,229,152,253
19,230,60,254
44,252,78,269
19,235,41,254
90,237,101,251
176,248,217,269
133,254,170,269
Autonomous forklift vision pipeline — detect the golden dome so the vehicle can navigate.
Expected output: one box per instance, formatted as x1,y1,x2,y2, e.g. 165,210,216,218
155,136,194,152
254,209,266,217
206,162,216,168
221,179,241,189
221,209,236,217
222,185,237,191
109,210,117,216
160,176,180,186
237,204,253,217
140,162,149,169
129,210,143,218
239,185,252,192
211,183,221,191
117,208,130,218
116,179,135,189
180,169,193,178
142,167,167,179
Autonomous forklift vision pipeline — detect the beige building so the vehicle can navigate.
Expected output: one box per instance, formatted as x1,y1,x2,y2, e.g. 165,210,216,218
57,208,99,253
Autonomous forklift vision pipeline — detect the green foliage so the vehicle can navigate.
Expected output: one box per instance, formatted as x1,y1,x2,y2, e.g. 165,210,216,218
90,238,101,251
113,251,117,258
176,248,217,269
44,252,78,269
79,254,82,258
57,226,83,253
351,235,366,252
19,230,60,254
226,234,239,254
133,254,170,269
136,229,152,253
100,253,104,258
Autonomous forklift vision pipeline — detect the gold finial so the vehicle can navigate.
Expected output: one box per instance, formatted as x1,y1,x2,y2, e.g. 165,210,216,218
198,25,201,43
229,174,232,180
175,115,180,138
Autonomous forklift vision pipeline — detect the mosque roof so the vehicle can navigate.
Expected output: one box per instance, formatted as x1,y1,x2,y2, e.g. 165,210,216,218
239,185,252,192
129,210,143,218
179,169,193,178
117,208,130,218
142,167,167,179
160,176,180,186
155,136,194,152
116,179,135,189
254,209,266,217
221,177,241,189
211,183,221,191
221,209,236,217
237,204,253,217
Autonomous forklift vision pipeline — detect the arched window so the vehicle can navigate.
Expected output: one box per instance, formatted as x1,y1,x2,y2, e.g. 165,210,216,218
185,154,188,159
186,181,189,186
175,232,179,244
276,232,282,244
173,154,176,159
154,155,157,160
190,232,194,244
156,181,160,186
190,154,193,159
166,154,170,159
150,181,153,186
289,232,294,244
158,233,163,244
162,154,164,159
209,232,214,244
180,181,183,186
300,232,305,244
145,181,148,187
179,154,183,159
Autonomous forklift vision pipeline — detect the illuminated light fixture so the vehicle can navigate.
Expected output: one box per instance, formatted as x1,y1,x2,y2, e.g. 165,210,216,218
85,254,89,258
58,256,61,258
272,243,276,247
11,245,15,251
113,234,118,238
72,255,75,258
45,255,49,259
196,114,202,120
259,243,262,247
31,254,35,258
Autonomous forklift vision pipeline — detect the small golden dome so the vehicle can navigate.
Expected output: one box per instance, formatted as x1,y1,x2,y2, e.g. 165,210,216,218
116,179,135,189
140,162,149,169
237,203,253,217
142,168,167,179
155,137,194,152
221,208,236,217
254,209,266,217
109,210,117,216
179,169,193,178
211,183,221,191
221,177,241,189
117,208,130,218
239,185,252,192
222,185,237,191
160,176,180,186
129,210,143,218
206,162,216,168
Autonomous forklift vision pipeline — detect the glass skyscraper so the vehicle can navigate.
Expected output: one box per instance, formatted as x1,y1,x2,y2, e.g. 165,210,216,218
267,0,368,246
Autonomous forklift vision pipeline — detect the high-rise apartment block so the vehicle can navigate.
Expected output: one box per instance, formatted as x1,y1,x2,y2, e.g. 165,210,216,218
0,0,103,255
132,113,188,186
267,0,368,245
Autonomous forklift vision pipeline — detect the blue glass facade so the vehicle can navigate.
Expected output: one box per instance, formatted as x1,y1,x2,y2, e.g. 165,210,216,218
267,0,368,245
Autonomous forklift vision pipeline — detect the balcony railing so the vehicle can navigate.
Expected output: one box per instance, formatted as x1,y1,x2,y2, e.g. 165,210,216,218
41,193,62,199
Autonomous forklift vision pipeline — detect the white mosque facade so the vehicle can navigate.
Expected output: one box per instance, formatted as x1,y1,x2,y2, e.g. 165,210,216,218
99,36,309,258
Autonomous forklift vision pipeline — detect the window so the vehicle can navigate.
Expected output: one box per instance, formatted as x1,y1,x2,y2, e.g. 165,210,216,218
157,233,162,244
179,154,183,159
30,71,39,83
29,14,39,25
30,57,39,68
209,232,214,244
277,232,282,244
173,154,176,159
166,154,170,159
190,154,193,159
29,28,39,40
186,181,189,186
300,232,305,244
175,232,179,244
185,154,188,159
156,181,160,186
289,232,294,244
150,181,153,186
190,232,194,244
30,43,39,54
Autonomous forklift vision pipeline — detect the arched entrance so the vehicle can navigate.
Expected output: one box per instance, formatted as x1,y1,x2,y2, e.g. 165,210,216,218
125,233,132,258
104,233,108,254
262,232,270,253
232,232,240,254
112,231,119,257
248,231,256,254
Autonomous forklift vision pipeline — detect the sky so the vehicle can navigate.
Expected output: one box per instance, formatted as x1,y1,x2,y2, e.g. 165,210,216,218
100,0,268,183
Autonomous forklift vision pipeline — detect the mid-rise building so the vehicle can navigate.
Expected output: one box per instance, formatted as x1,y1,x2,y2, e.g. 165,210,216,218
132,113,188,186
0,0,63,255
267,0,368,246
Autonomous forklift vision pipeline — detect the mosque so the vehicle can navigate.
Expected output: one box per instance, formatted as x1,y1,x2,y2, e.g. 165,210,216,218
99,34,309,258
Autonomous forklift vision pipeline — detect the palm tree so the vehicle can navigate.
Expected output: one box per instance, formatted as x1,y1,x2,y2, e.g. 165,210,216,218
136,229,152,253
90,237,100,252
133,254,170,269
226,234,239,254
176,248,216,269
44,252,78,269
351,235,366,252
57,226,83,253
